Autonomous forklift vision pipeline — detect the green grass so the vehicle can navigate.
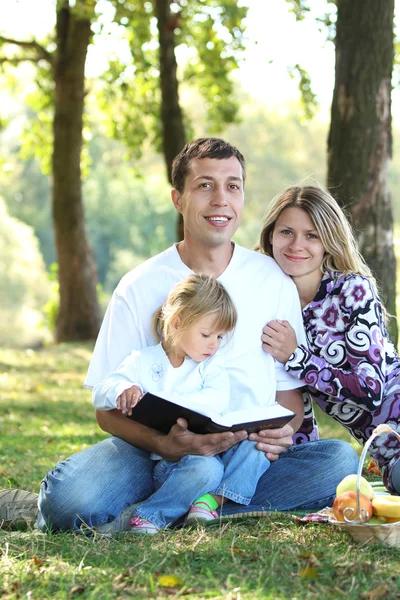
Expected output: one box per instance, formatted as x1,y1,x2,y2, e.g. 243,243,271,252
1,345,399,600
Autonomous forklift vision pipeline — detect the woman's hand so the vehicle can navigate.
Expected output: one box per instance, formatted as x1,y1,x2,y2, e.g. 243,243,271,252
262,319,298,364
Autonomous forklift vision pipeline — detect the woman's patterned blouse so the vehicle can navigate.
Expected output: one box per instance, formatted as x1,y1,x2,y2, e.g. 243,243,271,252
289,271,400,489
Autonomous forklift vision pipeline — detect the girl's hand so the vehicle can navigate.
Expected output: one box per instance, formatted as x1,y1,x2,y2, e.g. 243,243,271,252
116,385,143,416
262,320,298,364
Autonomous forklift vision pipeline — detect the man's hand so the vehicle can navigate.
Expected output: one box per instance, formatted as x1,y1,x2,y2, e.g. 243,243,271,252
116,385,143,416
95,410,248,461
157,419,248,462
262,320,298,363
249,423,294,461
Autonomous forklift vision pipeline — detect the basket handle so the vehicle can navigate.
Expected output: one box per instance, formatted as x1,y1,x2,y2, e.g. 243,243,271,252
344,424,400,524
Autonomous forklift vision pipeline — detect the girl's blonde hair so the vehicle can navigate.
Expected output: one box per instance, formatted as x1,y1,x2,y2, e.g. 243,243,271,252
153,274,237,346
256,185,377,287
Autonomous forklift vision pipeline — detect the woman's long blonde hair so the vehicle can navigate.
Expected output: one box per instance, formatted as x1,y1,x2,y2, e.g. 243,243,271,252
153,274,237,347
256,185,377,285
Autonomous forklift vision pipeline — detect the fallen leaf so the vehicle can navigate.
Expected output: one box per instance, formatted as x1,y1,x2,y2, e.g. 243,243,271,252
70,585,85,596
366,459,381,476
306,554,321,567
299,566,318,580
158,575,182,588
360,584,390,600
32,555,43,567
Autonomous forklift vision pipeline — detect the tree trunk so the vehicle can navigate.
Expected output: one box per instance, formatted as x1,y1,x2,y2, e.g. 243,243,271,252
154,0,187,241
52,5,101,341
327,0,397,343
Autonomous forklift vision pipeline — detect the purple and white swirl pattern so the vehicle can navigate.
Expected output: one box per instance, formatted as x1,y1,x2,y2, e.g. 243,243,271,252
290,272,400,493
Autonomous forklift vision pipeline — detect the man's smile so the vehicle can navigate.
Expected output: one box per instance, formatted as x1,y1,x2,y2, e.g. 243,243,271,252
204,215,232,227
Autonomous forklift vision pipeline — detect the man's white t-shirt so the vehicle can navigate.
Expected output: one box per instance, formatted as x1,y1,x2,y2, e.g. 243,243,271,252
85,243,306,410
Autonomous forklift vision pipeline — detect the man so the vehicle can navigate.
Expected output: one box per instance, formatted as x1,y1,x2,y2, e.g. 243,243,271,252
0,139,358,532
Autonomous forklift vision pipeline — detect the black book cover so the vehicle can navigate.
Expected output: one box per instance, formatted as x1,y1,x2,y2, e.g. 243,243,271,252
127,392,295,434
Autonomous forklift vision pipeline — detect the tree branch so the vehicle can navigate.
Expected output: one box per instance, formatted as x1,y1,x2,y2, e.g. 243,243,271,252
0,36,53,64
0,56,46,66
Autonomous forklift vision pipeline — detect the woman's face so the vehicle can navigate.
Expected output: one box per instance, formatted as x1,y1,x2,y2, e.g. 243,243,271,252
270,207,325,282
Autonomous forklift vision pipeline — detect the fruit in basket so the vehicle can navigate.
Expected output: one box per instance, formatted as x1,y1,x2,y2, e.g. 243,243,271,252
368,516,388,525
336,474,374,500
372,495,400,519
332,491,373,522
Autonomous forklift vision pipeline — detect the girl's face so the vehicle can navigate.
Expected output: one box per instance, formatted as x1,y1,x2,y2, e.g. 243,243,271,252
174,313,227,363
270,207,325,283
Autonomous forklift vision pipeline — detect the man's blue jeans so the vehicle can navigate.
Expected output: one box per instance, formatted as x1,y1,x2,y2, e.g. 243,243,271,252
133,440,270,528
37,436,358,532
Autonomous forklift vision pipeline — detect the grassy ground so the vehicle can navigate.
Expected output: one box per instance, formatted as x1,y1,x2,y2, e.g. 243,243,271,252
0,345,399,600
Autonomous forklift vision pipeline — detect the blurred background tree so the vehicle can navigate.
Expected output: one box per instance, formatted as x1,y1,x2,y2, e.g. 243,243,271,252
0,0,247,341
0,197,50,347
1,0,400,347
287,0,398,342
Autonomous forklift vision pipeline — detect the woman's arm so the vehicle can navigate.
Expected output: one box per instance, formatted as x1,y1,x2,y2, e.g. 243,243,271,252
263,276,387,411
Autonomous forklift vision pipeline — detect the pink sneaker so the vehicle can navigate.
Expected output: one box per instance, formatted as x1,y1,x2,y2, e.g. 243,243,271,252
186,502,219,524
129,515,160,535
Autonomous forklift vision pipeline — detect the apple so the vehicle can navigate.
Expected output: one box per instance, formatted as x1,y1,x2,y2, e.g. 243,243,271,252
332,491,373,522
336,474,374,500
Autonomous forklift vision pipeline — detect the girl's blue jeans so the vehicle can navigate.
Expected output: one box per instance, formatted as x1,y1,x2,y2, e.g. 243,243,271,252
37,436,358,532
133,440,270,529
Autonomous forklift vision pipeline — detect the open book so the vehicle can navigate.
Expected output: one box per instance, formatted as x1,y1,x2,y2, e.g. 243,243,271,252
127,392,296,434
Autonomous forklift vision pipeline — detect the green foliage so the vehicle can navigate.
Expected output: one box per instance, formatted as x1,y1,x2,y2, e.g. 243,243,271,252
285,0,337,115
99,0,247,160
286,0,337,36
0,196,51,347
1,0,247,182
0,149,54,266
179,0,247,129
288,64,318,119
42,263,59,333
83,127,177,289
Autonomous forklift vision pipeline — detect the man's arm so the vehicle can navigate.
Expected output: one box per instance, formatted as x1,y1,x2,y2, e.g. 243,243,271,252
96,409,248,461
249,388,304,461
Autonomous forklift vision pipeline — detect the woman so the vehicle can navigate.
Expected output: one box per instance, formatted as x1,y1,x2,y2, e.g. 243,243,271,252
258,185,400,494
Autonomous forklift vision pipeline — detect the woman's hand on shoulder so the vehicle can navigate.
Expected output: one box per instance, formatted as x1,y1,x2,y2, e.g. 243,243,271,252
262,320,298,363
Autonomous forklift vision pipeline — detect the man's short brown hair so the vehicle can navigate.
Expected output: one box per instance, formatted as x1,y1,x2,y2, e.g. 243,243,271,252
171,138,246,193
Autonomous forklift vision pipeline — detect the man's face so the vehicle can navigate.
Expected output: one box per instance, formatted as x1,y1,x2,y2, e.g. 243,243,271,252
171,157,244,248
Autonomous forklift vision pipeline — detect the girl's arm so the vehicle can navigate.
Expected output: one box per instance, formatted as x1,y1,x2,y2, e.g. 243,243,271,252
92,351,142,410
263,276,387,412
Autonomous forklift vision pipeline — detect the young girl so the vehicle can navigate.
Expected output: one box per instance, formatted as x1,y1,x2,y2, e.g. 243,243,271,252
257,185,400,494
93,274,271,533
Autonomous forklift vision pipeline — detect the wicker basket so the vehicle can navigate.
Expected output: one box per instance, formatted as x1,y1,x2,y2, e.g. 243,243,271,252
329,424,400,548
331,519,400,547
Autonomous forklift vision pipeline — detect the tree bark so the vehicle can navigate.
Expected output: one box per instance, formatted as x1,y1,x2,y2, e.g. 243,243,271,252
327,0,397,343
154,0,187,241
52,5,101,341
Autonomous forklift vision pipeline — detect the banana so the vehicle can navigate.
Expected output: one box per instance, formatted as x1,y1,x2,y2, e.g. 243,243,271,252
371,495,400,519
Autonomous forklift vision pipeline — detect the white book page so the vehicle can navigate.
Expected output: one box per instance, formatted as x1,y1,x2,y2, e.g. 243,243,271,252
213,403,294,428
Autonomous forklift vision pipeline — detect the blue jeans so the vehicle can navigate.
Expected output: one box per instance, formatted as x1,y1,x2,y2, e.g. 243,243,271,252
37,437,358,532
134,440,270,528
